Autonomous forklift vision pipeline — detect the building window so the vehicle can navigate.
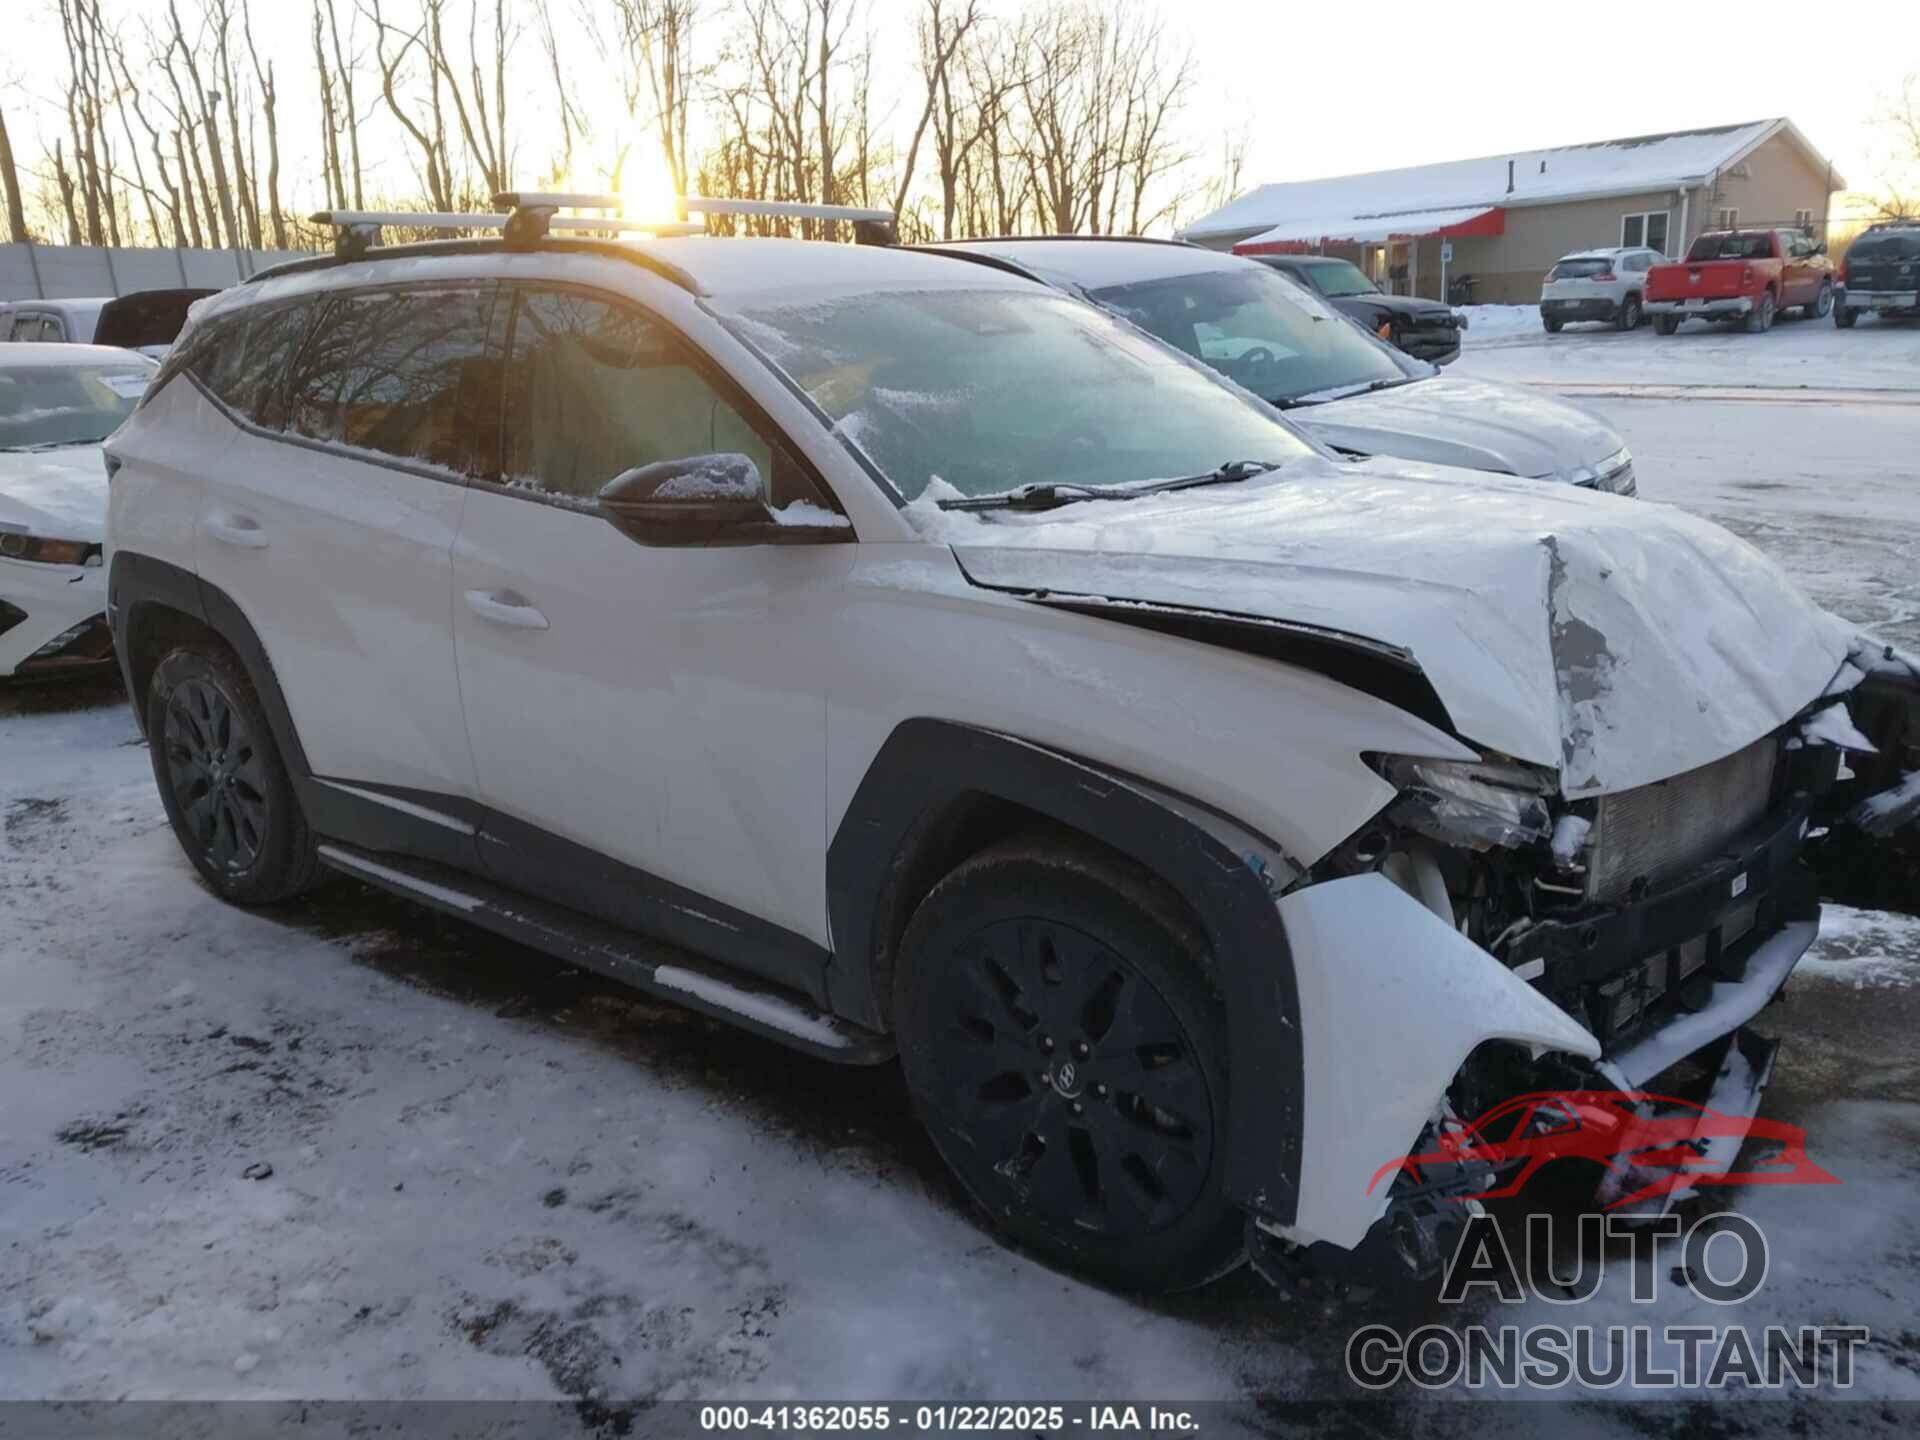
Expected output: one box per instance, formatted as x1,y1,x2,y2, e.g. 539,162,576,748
1794,207,1814,232
1621,210,1670,254
1714,207,1739,231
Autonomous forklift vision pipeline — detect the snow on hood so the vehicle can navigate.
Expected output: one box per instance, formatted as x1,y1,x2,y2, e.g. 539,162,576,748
1296,374,1622,481
0,444,108,542
948,458,1850,796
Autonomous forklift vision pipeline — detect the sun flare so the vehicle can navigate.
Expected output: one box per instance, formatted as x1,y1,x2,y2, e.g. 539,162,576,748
618,146,683,225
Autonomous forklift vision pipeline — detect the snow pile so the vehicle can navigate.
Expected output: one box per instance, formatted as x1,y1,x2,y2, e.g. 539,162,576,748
1799,905,1920,988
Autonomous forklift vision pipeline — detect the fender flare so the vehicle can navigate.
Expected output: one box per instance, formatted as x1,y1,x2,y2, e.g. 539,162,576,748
826,718,1305,1223
108,551,312,779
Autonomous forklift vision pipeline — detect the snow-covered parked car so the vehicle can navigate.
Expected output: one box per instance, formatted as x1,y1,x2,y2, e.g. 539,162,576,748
1,343,154,677
103,198,1920,1293
928,238,1635,493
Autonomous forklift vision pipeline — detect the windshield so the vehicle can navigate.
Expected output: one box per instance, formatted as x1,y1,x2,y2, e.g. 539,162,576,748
1687,232,1774,261
0,362,151,450
1091,266,1409,404
1300,260,1378,297
723,287,1314,501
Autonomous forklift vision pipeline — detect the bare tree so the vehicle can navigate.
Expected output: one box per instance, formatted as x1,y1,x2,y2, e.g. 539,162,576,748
243,0,288,246
364,0,455,211
1870,74,1919,220
0,104,28,242
893,0,979,224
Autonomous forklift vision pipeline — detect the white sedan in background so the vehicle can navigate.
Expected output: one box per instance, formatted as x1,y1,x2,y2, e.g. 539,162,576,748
0,343,154,677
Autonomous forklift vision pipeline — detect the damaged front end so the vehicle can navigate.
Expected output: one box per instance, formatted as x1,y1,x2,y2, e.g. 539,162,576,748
1265,639,1919,1284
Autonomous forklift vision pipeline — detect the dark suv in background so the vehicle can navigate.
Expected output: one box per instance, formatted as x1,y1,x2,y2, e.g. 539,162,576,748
1837,222,1920,327
1251,253,1467,365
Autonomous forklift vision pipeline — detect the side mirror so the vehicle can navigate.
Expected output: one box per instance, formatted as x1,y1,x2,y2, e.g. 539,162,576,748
599,452,770,546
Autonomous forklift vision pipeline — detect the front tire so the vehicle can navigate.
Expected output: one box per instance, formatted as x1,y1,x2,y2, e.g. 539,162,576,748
1806,281,1833,320
894,838,1243,1293
147,644,321,905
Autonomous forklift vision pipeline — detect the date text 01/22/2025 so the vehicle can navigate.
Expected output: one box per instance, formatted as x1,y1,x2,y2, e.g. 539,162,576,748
698,1405,1202,1432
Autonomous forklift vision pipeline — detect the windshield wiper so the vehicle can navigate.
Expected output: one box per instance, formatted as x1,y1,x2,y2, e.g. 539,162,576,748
1284,373,1424,408
15,438,106,452
936,459,1279,512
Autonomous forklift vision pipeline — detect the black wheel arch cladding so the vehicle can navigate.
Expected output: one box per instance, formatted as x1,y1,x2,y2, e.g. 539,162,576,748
827,718,1305,1225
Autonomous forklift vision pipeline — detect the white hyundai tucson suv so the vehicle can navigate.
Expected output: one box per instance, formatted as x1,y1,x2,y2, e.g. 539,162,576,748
104,200,1920,1293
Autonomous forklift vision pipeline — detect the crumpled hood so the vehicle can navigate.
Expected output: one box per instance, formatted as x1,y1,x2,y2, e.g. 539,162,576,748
0,446,107,542
946,459,1850,796
1295,374,1623,481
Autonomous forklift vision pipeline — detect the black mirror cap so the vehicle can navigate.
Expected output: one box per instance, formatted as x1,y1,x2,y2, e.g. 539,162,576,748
599,453,767,545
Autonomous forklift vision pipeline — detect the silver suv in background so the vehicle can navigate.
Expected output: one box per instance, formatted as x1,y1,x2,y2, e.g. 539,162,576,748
1540,247,1663,332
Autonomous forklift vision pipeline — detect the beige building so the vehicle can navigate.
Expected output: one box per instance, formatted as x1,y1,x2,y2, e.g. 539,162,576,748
1179,119,1845,305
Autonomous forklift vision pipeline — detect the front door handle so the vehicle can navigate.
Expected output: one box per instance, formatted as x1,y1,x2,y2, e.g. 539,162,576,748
463,589,549,630
205,514,269,549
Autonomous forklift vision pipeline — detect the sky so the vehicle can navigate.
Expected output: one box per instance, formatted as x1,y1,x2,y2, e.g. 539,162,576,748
3,0,1914,235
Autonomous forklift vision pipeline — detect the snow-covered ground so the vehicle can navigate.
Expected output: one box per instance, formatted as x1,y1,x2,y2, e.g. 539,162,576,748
1456,302,1920,391
5,320,1920,1424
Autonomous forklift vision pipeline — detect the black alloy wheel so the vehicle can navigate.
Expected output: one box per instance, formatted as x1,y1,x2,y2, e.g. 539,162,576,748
162,676,272,876
147,645,321,904
895,840,1242,1292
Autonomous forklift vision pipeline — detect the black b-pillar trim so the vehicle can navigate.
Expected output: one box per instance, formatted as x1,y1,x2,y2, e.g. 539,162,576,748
826,718,1305,1225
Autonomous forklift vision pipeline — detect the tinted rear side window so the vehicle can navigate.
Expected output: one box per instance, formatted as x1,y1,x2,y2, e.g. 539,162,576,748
1550,258,1614,279
203,298,321,426
284,286,496,473
1850,233,1920,261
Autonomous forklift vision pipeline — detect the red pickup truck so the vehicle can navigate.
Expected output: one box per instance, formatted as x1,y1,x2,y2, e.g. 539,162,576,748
1645,229,1836,334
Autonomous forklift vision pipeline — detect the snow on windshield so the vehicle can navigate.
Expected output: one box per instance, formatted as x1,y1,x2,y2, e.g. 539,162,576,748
720,288,1310,502
0,365,149,450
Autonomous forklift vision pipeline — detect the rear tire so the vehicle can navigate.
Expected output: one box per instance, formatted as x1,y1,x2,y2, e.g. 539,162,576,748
894,838,1244,1293
1543,315,1564,334
1745,290,1775,333
1654,314,1681,336
147,644,321,905
1615,295,1642,331
1835,304,1858,329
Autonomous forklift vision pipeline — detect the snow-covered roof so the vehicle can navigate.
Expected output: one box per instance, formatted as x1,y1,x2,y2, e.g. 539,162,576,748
1235,205,1499,249
1182,119,1842,244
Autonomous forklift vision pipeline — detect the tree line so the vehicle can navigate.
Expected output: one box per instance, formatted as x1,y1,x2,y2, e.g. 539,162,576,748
0,0,1253,250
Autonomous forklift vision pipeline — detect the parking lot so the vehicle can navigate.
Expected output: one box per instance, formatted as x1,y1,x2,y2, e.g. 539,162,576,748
5,310,1920,1428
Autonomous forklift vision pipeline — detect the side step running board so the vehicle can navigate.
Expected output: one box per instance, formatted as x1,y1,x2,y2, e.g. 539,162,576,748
316,842,893,1065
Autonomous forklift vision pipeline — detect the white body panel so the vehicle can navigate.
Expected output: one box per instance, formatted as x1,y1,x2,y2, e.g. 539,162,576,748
0,554,105,675
452,486,854,941
189,422,474,797
1276,874,1601,1249
822,545,1474,870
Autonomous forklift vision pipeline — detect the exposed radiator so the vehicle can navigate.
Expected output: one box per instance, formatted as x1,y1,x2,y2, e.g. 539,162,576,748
1585,737,1778,902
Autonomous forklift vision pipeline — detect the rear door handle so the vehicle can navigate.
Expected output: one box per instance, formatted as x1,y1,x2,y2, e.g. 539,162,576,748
463,589,549,630
205,514,269,549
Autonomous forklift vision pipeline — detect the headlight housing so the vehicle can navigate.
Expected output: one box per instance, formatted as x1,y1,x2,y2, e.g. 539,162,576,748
1374,755,1555,851
0,531,101,566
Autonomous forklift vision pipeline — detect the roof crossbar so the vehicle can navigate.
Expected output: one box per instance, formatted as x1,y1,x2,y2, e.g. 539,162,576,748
309,188,901,260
